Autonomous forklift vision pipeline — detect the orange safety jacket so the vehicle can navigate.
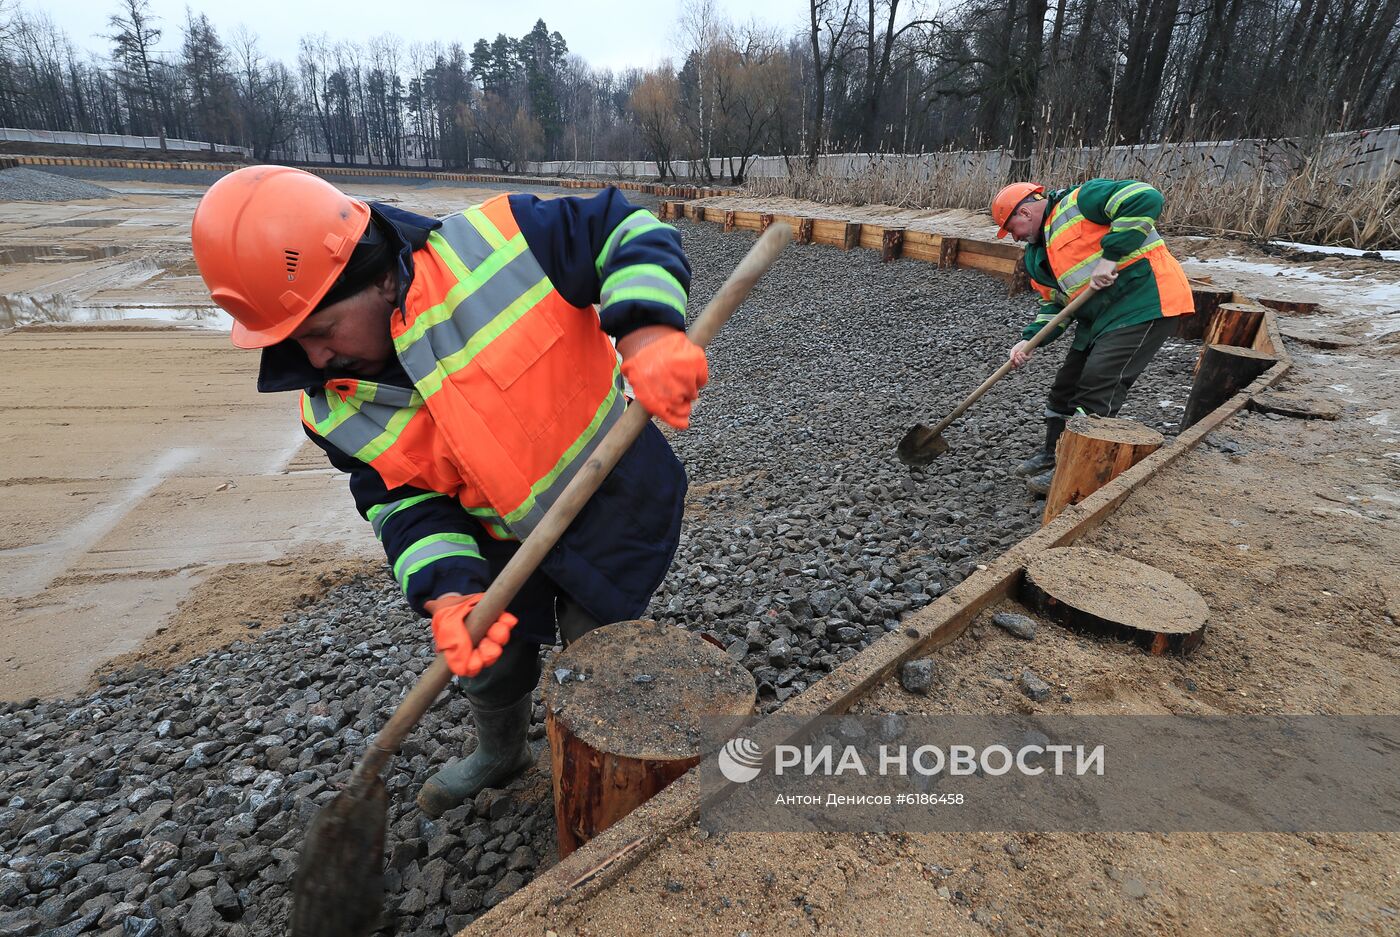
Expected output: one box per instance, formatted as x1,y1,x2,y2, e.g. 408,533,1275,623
301,195,639,543
1024,180,1193,351
286,193,689,638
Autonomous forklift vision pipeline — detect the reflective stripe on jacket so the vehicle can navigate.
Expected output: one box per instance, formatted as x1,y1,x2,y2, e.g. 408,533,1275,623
281,191,690,634
1022,179,1194,351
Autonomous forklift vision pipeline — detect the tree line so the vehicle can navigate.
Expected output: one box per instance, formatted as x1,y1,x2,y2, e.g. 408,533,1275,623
0,0,1396,182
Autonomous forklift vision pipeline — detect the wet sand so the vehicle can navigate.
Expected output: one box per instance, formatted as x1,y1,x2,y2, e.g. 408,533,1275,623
0,178,557,699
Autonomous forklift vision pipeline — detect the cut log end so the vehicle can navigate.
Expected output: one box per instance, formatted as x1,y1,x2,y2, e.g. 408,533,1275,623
1021,547,1207,655
1248,389,1342,421
1067,413,1165,446
545,620,757,857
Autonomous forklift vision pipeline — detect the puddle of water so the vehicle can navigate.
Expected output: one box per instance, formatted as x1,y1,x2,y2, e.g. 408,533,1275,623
0,292,230,329
50,219,124,228
0,243,132,263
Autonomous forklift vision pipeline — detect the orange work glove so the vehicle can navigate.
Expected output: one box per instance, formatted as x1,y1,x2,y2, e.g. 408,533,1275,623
425,592,519,678
618,326,708,430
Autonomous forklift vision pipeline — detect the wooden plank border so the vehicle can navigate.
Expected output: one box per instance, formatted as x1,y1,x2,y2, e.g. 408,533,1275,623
464,311,1295,934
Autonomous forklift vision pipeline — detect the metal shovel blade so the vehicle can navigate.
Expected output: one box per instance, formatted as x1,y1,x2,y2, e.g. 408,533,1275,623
897,423,949,466
290,776,388,937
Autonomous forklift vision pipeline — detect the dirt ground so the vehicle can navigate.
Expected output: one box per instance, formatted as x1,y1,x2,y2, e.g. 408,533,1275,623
479,306,1400,932
0,177,574,700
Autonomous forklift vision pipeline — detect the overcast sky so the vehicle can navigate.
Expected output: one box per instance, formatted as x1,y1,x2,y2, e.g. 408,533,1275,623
39,0,803,74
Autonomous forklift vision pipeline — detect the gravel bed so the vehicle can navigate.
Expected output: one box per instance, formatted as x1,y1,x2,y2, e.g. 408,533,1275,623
0,221,1196,937
0,168,117,202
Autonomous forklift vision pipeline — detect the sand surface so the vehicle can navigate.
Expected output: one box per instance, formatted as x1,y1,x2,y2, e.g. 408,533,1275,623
0,178,573,699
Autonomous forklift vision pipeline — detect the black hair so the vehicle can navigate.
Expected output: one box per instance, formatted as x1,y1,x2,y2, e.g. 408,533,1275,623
315,213,395,310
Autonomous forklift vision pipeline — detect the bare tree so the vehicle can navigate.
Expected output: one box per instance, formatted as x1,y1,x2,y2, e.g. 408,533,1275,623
808,0,859,165
107,0,166,149
629,65,683,178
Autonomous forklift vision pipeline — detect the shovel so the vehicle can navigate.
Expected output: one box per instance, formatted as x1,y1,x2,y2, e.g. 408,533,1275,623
896,285,1099,466
289,221,792,937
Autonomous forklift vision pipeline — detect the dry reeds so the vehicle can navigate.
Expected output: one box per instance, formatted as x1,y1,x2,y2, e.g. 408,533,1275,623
746,131,1400,250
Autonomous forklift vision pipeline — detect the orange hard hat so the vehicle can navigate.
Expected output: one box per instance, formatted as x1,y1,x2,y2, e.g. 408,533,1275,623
191,165,370,349
991,182,1045,239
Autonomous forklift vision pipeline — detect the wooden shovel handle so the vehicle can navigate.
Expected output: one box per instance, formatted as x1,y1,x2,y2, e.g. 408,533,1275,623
924,285,1098,439
355,222,793,780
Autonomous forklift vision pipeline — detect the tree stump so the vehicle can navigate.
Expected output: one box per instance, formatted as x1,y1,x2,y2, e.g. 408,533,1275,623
1042,415,1164,525
1182,343,1279,429
1248,389,1342,421
938,236,960,269
1009,255,1030,296
544,620,757,858
881,228,904,263
1020,547,1207,655
1196,302,1267,372
1179,285,1233,341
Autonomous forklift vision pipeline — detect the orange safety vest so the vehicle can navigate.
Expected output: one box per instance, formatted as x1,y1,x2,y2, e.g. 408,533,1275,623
300,194,628,542
1035,184,1194,316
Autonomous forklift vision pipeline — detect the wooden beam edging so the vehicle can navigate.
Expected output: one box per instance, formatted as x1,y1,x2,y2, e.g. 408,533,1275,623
461,315,1293,936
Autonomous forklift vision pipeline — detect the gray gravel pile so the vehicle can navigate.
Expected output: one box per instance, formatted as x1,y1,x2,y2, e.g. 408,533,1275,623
652,221,1195,709
0,168,117,202
0,578,555,937
0,220,1196,937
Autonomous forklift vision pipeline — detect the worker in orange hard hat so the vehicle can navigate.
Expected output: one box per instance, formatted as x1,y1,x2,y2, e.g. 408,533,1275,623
192,165,703,817
990,178,1193,496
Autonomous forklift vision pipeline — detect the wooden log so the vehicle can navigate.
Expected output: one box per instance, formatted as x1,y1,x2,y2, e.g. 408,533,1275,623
1195,301,1267,372
1020,547,1208,655
1009,255,1030,295
1248,389,1342,420
1182,343,1279,429
732,211,763,231
809,218,849,247
1259,297,1320,316
954,251,1018,278
795,217,814,245
1180,284,1232,340
723,210,737,233
840,221,860,250
544,620,756,859
901,230,941,263
1042,415,1164,525
881,228,904,263
938,236,961,269
956,238,1024,262
758,212,774,233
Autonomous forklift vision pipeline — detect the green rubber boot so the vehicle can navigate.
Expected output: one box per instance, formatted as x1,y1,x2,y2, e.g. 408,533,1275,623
416,693,534,819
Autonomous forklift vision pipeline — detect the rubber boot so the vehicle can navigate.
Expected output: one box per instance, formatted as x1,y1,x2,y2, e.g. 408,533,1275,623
1026,467,1056,497
416,693,534,819
1015,417,1066,476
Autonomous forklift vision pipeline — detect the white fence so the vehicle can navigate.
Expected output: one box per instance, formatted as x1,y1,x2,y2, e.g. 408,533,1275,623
0,127,250,156
485,126,1400,185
